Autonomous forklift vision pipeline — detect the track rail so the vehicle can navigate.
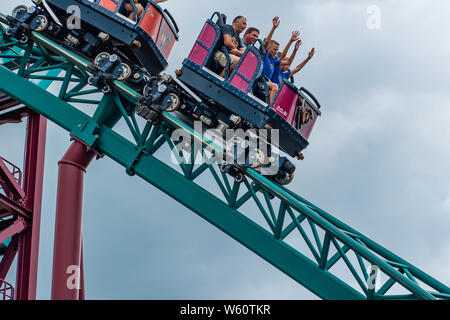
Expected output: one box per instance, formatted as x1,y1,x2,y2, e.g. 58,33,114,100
0,13,449,300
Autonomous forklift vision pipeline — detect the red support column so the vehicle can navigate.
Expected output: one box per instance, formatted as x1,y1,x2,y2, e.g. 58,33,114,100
15,111,47,300
79,243,85,300
51,141,95,300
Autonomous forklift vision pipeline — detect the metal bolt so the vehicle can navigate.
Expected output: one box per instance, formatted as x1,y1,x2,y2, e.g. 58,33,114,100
158,84,167,93
109,54,118,62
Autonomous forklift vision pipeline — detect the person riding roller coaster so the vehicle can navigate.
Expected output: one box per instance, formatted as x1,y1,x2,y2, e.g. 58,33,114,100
215,16,247,78
125,0,168,21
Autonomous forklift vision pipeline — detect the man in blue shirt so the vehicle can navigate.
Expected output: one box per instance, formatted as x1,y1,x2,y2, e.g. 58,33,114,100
270,31,301,85
262,17,299,103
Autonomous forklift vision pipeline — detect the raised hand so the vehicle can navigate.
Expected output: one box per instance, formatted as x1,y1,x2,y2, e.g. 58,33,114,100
272,16,280,29
308,48,315,59
295,39,302,50
291,30,300,42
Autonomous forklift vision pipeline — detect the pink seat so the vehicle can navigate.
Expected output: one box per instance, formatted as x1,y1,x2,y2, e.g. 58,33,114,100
229,50,259,93
188,22,219,67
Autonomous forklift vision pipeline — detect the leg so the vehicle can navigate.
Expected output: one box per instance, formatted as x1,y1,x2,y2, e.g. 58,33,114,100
128,8,135,20
268,82,279,104
229,55,240,74
136,4,144,20
220,55,240,78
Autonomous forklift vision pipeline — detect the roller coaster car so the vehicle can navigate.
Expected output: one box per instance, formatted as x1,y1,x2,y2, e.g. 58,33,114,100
176,12,322,160
7,0,178,80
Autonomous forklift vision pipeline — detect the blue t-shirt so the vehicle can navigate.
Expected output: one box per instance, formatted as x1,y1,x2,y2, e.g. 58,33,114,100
271,67,291,85
262,52,282,80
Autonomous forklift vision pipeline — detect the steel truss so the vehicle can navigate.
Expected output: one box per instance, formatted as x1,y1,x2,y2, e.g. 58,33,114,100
0,14,449,300
0,102,53,300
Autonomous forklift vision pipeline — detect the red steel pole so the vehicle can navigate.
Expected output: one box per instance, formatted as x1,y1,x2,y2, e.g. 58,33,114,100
15,111,47,300
51,141,95,300
79,242,85,300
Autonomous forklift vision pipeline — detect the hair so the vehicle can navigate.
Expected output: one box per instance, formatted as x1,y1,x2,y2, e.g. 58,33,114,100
244,27,260,36
233,16,246,23
268,40,280,47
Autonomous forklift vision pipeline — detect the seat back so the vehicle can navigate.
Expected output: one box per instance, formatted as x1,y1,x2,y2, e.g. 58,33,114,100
272,82,321,141
228,39,265,94
139,1,178,60
187,12,224,67
252,77,269,103
271,81,299,124
139,2,163,37
98,0,119,12
294,88,321,141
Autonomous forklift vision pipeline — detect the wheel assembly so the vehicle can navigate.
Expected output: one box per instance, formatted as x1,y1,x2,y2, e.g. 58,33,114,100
34,15,49,32
225,136,245,154
276,172,295,186
117,63,132,81
94,52,110,67
250,149,265,169
166,93,181,112
12,5,28,18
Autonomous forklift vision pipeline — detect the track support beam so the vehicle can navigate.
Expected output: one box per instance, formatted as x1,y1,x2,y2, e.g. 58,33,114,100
51,141,95,300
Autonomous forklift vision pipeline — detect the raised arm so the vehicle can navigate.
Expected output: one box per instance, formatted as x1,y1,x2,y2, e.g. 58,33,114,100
264,16,280,49
281,39,302,66
291,48,315,76
279,30,300,60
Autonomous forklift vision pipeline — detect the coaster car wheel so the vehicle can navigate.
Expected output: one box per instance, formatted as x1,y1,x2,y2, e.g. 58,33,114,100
225,136,244,157
94,52,110,66
117,63,132,81
250,149,265,169
12,5,28,18
166,93,181,112
34,15,49,32
275,172,295,186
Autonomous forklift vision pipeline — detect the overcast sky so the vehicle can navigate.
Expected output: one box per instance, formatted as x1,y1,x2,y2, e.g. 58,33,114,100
1,0,450,299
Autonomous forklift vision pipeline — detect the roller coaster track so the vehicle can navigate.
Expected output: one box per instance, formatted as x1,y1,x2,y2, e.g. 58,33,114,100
0,14,449,300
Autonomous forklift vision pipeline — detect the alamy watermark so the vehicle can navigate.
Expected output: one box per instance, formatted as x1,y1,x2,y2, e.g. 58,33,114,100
170,121,282,176
62,4,382,32
66,5,81,30
66,265,81,290
367,5,381,30
367,265,383,291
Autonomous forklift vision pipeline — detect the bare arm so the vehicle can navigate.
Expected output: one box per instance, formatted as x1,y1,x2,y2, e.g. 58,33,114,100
223,34,244,57
291,48,315,76
154,0,167,3
124,2,133,12
264,16,280,49
279,30,299,60
281,40,302,66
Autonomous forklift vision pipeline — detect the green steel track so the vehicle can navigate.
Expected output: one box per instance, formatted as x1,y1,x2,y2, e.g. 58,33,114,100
0,14,449,300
